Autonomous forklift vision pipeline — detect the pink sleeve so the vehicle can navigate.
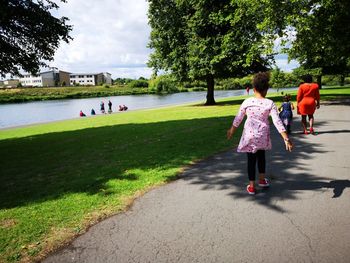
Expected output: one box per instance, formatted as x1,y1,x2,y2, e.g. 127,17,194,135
232,102,246,127
270,102,286,133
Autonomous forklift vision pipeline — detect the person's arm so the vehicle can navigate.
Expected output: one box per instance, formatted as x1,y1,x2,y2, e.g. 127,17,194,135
270,102,293,151
315,84,320,109
291,102,295,110
227,103,246,140
297,86,303,104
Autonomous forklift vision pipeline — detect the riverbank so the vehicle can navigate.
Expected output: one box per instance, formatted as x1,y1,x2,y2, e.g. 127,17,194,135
0,85,154,103
0,86,349,262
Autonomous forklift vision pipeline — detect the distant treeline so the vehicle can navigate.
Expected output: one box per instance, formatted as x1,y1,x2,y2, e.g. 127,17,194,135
114,68,350,94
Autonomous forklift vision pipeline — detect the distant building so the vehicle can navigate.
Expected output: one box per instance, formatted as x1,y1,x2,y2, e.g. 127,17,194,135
19,68,70,87
70,72,112,86
2,79,19,88
17,68,112,87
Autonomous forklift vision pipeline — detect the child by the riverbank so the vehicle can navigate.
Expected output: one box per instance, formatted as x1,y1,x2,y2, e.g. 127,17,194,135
227,72,293,195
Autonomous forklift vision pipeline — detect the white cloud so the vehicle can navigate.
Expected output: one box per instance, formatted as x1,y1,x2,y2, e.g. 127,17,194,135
274,54,299,72
52,0,152,78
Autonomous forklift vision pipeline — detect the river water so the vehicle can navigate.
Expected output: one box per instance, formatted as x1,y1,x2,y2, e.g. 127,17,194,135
0,88,293,129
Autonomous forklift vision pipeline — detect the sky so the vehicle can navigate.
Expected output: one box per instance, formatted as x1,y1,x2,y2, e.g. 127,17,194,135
51,0,298,79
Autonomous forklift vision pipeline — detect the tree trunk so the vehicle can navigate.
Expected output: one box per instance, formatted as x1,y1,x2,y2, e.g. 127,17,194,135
317,75,322,89
205,75,216,105
340,75,345,86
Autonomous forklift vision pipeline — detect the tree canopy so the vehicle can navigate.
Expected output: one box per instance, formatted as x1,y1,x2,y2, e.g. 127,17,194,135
0,0,72,77
274,0,350,85
147,0,274,105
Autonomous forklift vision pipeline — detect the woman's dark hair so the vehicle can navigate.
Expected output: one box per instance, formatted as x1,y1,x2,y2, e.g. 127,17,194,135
302,74,313,83
253,72,270,92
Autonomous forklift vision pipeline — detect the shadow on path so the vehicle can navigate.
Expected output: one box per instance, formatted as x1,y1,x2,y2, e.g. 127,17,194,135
182,119,350,213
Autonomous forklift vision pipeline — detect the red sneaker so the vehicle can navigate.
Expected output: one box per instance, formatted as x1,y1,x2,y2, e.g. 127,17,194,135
258,178,270,188
303,129,309,135
309,127,315,134
246,185,256,195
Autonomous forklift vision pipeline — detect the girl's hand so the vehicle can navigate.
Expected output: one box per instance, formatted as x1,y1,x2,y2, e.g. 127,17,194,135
284,139,293,152
227,126,236,140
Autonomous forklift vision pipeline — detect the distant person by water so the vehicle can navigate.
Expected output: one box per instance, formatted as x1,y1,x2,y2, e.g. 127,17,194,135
108,100,112,113
79,110,86,117
100,101,105,114
91,109,96,115
246,86,250,95
118,105,128,111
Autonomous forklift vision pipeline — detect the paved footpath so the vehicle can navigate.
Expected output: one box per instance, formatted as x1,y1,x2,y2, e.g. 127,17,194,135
44,101,350,263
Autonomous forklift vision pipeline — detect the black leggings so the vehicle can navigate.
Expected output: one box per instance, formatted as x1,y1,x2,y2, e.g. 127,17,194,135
247,150,266,181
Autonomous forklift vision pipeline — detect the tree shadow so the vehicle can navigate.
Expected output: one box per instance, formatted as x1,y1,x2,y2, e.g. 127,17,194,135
321,98,350,106
180,119,350,213
0,116,234,209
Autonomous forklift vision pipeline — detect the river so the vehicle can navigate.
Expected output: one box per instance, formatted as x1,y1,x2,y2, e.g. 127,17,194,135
0,88,293,129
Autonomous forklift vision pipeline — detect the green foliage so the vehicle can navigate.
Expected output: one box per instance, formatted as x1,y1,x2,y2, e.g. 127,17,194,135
273,0,350,76
270,67,300,89
322,75,350,86
113,78,134,85
149,75,179,93
0,0,72,77
147,0,275,104
103,84,110,89
128,79,149,88
218,75,253,90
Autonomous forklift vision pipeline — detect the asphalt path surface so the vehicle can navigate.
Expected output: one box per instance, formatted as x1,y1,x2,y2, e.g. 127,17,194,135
44,100,350,263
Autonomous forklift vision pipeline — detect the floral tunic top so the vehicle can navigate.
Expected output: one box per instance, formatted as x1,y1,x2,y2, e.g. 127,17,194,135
232,97,286,153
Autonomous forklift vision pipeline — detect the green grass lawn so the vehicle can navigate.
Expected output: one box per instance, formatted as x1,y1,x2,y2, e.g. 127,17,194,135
0,86,349,262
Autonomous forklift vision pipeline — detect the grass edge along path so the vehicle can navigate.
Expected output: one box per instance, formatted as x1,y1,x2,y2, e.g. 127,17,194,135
0,86,349,263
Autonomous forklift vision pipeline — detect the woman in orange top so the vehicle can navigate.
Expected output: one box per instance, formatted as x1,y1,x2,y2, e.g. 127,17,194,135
297,74,320,134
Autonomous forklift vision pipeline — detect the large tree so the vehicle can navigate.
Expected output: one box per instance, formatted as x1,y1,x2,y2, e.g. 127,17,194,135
147,0,273,105
0,0,72,77
271,0,350,87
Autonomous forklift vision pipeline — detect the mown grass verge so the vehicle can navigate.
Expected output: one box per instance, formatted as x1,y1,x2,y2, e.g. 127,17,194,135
0,86,349,262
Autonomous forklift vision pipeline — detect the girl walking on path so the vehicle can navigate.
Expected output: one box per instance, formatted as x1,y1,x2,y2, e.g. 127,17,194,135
279,95,294,134
297,74,320,134
227,72,293,195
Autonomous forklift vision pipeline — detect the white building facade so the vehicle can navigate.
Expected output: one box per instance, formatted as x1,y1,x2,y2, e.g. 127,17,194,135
70,72,112,86
20,74,42,87
19,69,71,87
17,69,112,87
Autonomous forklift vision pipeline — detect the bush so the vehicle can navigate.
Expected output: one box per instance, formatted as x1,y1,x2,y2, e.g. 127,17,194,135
128,79,149,88
103,84,110,88
149,75,179,93
271,68,300,88
218,76,253,90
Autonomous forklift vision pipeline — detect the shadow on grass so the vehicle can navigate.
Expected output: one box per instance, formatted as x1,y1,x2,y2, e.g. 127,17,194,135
181,119,350,213
0,116,234,209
